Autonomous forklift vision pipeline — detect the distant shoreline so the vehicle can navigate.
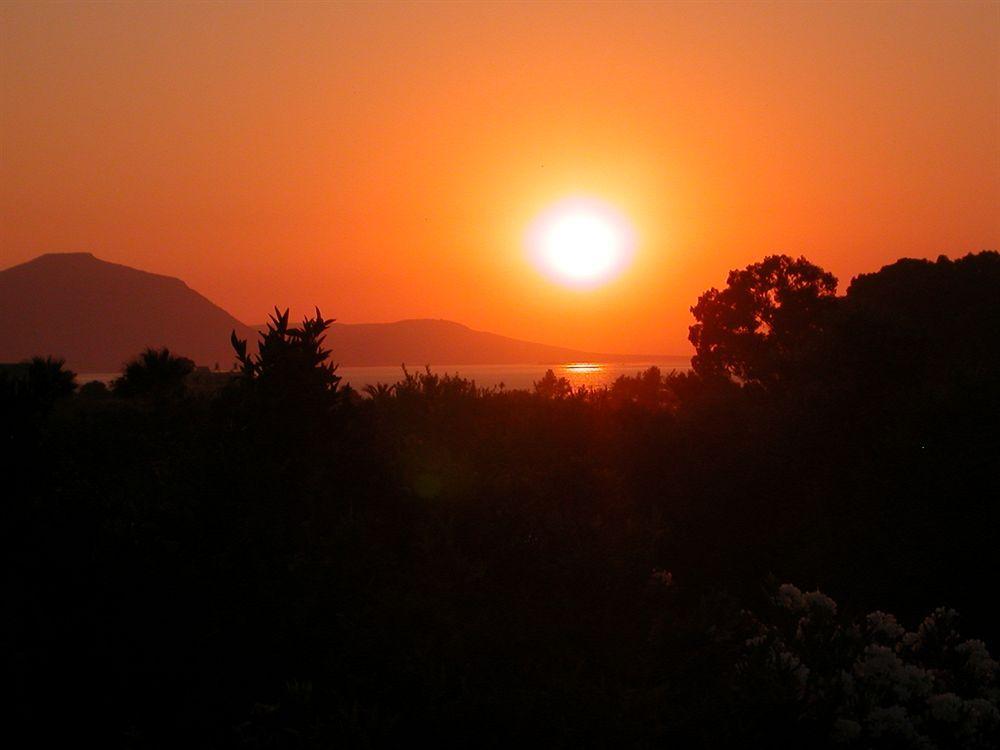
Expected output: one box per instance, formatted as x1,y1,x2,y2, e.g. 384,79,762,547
77,358,693,391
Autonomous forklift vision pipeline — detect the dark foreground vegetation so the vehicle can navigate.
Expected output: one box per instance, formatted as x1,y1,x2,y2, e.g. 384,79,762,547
3,253,999,747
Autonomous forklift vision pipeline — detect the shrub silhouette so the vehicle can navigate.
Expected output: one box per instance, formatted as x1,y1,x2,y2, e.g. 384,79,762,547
112,347,194,398
231,307,341,403
77,379,110,400
24,355,76,406
392,364,482,401
0,356,76,433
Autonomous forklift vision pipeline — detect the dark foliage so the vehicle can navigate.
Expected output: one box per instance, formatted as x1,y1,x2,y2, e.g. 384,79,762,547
5,252,999,747
1,356,76,440
230,307,344,425
0,355,76,405
232,307,340,392
689,254,838,388
533,367,575,399
112,347,195,399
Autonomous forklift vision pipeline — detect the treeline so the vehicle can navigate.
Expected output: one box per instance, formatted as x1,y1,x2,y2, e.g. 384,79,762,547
3,253,998,747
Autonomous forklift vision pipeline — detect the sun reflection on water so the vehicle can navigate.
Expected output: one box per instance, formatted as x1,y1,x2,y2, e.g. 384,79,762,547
562,362,602,373
560,362,605,386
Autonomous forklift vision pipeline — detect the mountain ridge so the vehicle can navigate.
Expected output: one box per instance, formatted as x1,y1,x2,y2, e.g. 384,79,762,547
0,253,671,371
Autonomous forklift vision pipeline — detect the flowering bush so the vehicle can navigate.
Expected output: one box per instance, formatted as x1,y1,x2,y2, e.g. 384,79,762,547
736,585,999,748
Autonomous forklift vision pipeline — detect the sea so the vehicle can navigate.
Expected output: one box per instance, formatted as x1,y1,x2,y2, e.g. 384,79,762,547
78,358,692,393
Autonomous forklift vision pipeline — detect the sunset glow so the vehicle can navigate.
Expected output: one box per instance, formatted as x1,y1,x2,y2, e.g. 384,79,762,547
1,2,997,354
3,2,999,743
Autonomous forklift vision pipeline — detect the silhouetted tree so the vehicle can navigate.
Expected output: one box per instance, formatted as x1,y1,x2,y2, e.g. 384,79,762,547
834,251,1000,390
607,366,679,410
229,307,344,441
0,357,75,444
25,355,77,405
689,255,837,388
231,307,341,397
533,369,573,399
112,347,194,398
77,379,110,400
0,356,76,416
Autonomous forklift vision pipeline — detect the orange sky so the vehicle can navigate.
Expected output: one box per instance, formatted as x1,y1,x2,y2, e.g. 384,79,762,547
2,1,998,354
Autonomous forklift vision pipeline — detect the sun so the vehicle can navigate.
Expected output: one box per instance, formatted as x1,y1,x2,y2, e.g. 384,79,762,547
527,197,635,288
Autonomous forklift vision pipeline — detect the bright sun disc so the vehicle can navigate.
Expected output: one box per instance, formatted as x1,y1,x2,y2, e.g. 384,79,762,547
527,197,635,288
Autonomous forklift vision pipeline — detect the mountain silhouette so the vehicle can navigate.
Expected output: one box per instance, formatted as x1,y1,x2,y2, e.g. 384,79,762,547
1,253,662,371
314,319,657,367
0,253,258,371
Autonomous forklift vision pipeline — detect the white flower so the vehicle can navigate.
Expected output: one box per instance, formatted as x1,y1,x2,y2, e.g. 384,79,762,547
896,663,934,702
955,639,998,683
855,644,903,679
650,568,673,587
910,607,961,652
776,583,805,611
854,644,933,702
962,697,1000,728
831,717,861,742
927,692,963,723
804,590,837,616
778,649,810,686
839,669,857,697
866,611,905,643
866,705,917,740
795,617,808,642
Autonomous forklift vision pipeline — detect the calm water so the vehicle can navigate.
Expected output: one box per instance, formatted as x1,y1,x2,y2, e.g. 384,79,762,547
79,358,692,392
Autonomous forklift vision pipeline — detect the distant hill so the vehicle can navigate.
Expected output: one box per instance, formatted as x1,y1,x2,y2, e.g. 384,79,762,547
0,253,666,372
314,319,659,368
0,253,258,372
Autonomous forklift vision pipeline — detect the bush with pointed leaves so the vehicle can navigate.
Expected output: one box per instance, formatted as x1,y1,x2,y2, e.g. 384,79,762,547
231,307,342,410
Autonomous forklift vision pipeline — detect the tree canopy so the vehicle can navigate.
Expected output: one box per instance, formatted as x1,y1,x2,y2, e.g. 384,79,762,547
112,347,194,398
688,255,838,388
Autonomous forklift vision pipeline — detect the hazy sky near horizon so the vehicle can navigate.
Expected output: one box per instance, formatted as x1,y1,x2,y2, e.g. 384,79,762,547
2,1,998,354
